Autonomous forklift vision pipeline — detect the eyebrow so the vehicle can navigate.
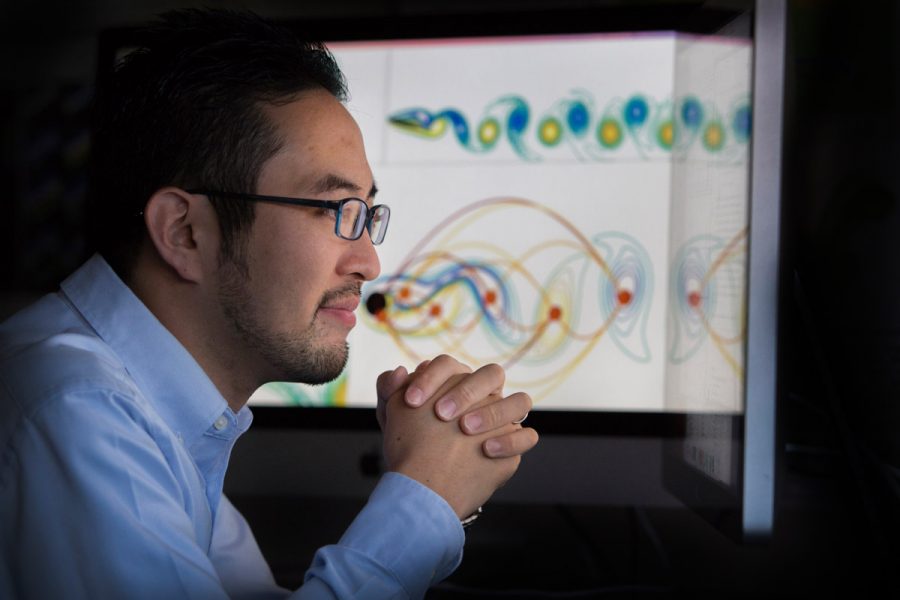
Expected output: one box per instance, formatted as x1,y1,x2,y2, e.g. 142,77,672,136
311,173,378,200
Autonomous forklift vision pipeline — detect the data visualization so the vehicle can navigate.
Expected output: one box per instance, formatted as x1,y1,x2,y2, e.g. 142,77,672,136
249,32,752,413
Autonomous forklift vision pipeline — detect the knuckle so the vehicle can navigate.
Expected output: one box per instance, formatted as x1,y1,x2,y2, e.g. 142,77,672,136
414,358,444,385
482,401,503,428
455,382,479,408
503,428,538,457
415,356,441,380
439,354,470,372
483,363,505,386
432,354,453,367
519,392,533,411
414,371,433,390
508,392,531,414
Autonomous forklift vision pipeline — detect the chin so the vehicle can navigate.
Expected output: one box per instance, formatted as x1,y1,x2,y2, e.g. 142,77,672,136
279,341,349,386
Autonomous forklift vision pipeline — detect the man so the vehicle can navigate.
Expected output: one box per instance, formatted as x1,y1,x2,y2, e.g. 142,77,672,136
0,9,538,599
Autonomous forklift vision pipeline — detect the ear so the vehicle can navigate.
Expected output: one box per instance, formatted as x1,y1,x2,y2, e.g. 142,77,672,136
143,187,218,283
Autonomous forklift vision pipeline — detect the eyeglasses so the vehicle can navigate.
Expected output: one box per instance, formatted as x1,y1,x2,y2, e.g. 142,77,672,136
188,189,390,245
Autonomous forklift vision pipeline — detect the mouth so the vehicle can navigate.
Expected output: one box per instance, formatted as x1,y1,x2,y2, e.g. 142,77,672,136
319,296,361,312
317,293,361,328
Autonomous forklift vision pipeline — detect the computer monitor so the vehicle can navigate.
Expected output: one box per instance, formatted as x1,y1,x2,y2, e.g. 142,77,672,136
98,0,783,543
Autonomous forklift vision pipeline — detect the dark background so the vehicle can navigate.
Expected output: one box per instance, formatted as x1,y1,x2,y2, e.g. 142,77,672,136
1,1,898,598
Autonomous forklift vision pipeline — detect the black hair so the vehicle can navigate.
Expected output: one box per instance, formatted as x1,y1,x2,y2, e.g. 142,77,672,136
88,8,347,278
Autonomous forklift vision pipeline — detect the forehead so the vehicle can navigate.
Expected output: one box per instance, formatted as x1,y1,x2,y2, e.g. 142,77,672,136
258,88,373,196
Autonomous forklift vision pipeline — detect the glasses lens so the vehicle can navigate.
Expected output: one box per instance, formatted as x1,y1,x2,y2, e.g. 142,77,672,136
369,205,390,245
337,200,366,240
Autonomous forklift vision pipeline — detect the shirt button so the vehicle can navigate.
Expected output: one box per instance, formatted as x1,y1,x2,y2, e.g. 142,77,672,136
213,415,228,431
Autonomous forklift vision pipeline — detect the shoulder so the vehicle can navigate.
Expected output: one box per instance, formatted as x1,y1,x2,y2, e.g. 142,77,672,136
1,331,137,414
0,329,184,501
0,313,150,454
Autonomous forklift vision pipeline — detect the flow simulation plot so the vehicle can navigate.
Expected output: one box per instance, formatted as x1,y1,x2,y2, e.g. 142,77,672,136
387,91,751,163
668,229,747,377
249,33,752,412
360,197,654,402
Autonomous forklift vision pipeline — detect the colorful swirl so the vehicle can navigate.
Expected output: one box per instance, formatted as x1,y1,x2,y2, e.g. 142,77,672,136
389,91,752,163
668,230,747,376
361,197,654,401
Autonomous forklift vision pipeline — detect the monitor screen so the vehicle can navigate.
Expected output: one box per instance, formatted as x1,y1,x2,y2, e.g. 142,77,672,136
250,30,752,419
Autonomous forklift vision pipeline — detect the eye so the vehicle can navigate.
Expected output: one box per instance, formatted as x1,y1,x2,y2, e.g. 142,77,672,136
318,205,339,220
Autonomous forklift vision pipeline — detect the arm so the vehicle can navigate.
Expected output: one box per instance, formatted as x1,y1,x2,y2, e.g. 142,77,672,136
2,365,532,600
299,473,463,599
3,386,448,600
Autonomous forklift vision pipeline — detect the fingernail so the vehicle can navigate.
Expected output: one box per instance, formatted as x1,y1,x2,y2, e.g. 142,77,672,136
463,413,482,433
484,439,502,456
436,398,457,420
406,387,424,406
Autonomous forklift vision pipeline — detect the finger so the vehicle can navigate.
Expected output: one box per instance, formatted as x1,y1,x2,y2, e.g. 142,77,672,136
460,391,532,435
403,354,470,407
482,427,540,459
376,365,409,404
376,365,408,429
433,363,505,421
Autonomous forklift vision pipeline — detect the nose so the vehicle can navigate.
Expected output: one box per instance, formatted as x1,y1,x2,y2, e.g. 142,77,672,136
340,230,381,282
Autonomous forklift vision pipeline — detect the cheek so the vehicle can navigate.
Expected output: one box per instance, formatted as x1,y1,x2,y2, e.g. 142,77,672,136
247,216,333,318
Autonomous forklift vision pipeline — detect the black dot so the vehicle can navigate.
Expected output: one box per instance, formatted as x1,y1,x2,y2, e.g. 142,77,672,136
365,292,386,315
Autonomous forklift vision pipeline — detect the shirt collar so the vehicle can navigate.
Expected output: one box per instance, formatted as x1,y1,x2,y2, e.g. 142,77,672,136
60,254,250,448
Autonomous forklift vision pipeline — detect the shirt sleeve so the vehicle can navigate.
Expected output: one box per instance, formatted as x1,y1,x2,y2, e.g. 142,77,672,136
0,388,463,600
300,472,465,600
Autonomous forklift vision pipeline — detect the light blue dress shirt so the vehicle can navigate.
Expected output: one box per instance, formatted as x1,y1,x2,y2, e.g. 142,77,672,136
0,254,464,599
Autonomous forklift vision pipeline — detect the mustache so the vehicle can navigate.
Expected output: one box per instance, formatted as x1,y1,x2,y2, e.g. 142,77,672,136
318,283,362,308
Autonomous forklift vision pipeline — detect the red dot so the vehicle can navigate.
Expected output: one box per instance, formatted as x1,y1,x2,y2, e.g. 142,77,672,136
484,290,497,305
430,304,442,317
375,310,387,322
688,291,702,307
399,287,411,299
548,306,562,321
617,289,633,305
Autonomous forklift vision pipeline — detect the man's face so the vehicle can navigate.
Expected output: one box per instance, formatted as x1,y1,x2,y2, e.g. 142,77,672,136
216,88,380,385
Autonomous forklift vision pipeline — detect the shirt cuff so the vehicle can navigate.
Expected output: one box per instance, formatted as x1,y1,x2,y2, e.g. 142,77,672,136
336,472,464,596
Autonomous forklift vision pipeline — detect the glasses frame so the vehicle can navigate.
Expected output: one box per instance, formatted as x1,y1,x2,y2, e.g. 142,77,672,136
187,189,390,245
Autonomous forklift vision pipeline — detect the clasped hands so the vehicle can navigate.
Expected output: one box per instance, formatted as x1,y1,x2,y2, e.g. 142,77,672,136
375,355,539,520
